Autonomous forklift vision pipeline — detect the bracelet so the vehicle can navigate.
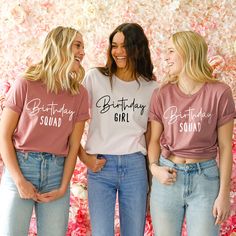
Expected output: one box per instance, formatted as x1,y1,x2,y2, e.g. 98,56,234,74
149,160,159,170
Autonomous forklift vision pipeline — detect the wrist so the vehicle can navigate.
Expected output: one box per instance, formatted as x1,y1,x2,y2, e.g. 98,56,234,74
15,175,26,186
149,160,159,171
59,185,68,194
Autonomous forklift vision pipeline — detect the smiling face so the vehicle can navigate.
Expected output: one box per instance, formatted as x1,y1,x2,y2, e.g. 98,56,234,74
165,38,184,77
71,33,85,73
111,32,128,72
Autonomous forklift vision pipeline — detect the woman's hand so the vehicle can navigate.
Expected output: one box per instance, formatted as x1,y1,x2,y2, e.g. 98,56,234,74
151,165,177,185
213,194,231,225
79,146,106,172
36,188,65,203
16,178,37,201
83,154,106,172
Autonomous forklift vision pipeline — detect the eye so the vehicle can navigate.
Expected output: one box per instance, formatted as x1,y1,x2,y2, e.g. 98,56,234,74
111,44,117,48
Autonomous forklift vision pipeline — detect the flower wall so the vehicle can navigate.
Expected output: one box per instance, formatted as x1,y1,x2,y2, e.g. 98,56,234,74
0,0,235,235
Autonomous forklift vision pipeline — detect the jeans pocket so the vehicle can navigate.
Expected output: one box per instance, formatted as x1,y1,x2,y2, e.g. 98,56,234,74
202,165,219,181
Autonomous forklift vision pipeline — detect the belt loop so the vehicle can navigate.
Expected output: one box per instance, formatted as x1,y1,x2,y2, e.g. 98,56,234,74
25,152,28,160
197,162,201,175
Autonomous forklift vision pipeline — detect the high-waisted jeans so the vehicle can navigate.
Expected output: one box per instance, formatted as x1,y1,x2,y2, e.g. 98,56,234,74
150,156,220,236
0,151,70,236
88,152,148,236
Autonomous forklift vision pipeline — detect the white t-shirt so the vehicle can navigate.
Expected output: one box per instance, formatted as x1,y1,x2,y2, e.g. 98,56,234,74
83,68,157,155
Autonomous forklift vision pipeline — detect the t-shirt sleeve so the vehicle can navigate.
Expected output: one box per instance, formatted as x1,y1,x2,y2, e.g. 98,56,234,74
82,71,93,109
4,78,26,114
148,88,162,123
75,85,90,122
217,87,236,127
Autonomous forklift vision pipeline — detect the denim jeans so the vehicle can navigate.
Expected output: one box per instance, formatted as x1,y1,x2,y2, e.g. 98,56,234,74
88,152,148,236
0,151,70,236
150,156,220,236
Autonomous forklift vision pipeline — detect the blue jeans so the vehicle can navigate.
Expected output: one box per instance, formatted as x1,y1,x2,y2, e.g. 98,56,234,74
88,152,148,236
0,151,70,236
150,156,220,236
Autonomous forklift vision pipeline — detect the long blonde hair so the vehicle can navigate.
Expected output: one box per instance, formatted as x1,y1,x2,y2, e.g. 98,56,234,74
165,31,215,84
24,26,84,95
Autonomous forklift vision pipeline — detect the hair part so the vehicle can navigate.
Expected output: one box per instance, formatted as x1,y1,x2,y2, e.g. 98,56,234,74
24,26,84,95
98,22,154,85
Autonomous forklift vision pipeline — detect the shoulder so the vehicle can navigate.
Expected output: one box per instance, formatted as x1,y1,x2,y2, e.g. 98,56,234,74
155,83,174,94
9,78,29,93
85,68,106,78
78,84,88,95
14,77,28,86
83,68,109,89
139,77,159,89
206,81,232,95
14,77,43,89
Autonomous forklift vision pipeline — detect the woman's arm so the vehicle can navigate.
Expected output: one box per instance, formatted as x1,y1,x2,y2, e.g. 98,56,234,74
148,120,163,166
78,145,106,172
213,120,234,225
145,122,151,147
37,121,86,202
148,120,177,185
0,108,37,200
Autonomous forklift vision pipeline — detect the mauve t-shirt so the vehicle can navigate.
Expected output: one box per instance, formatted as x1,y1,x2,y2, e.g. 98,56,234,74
149,82,236,159
4,78,90,156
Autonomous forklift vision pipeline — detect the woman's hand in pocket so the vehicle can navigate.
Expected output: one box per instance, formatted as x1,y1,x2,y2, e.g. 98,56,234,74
84,154,106,172
151,165,177,185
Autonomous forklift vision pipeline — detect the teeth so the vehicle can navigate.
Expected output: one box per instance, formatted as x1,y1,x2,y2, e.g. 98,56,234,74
168,63,173,66
75,57,81,62
116,57,126,60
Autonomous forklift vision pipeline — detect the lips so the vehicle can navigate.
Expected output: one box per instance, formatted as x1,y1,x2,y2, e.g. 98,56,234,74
75,57,82,62
115,56,126,61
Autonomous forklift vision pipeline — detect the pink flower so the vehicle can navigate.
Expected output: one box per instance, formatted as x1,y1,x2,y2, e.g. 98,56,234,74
11,4,28,24
208,55,225,75
144,213,154,235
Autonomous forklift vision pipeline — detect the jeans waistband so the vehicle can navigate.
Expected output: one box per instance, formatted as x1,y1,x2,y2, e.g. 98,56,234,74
16,151,65,160
97,151,144,159
159,156,217,173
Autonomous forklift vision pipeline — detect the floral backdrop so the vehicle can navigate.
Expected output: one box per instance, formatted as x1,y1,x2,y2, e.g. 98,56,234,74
0,0,235,235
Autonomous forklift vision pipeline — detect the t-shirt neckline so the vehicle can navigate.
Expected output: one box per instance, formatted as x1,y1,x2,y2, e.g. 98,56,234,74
174,82,206,98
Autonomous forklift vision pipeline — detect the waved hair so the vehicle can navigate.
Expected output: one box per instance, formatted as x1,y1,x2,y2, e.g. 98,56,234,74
24,26,85,95
98,23,154,84
165,31,215,84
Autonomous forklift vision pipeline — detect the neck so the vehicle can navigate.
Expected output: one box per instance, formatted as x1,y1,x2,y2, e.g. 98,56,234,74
178,77,204,96
115,69,136,81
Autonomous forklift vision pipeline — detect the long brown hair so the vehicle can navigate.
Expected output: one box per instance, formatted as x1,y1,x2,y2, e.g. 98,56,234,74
98,23,154,85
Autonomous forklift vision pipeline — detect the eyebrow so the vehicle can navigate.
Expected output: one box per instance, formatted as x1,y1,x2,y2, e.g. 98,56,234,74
111,42,124,45
74,40,82,44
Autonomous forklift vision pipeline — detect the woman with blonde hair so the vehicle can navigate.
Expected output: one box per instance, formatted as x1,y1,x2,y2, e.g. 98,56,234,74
0,26,89,236
148,31,235,235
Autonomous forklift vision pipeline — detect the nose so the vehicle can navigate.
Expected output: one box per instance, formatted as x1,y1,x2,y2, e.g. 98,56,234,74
80,47,85,55
116,46,125,54
164,55,169,62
